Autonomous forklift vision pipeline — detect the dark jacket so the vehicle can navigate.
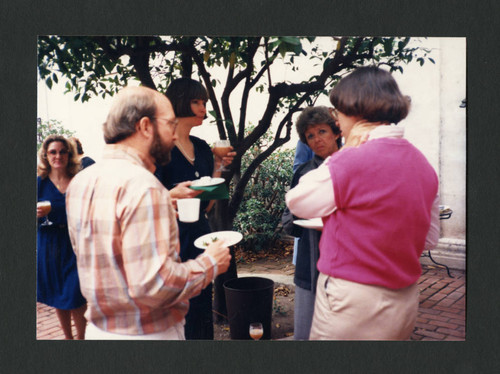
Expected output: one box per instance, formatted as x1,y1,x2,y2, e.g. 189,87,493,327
80,156,95,169
282,155,324,292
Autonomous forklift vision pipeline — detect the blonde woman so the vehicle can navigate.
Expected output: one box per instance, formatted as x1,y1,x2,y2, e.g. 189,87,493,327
37,135,87,339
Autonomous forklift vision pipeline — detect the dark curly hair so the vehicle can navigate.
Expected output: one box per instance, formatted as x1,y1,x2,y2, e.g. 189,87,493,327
296,106,341,149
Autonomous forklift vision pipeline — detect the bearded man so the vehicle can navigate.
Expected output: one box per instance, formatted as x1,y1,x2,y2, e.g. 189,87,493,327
66,86,230,340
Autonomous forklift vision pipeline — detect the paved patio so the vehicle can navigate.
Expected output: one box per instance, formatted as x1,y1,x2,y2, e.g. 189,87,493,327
37,260,465,341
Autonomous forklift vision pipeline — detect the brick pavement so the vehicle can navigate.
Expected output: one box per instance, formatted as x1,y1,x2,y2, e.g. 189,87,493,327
36,260,465,341
411,266,466,341
37,302,77,340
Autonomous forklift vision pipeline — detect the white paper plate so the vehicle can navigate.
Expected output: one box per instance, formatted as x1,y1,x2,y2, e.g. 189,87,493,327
293,218,324,230
190,177,225,187
194,231,243,249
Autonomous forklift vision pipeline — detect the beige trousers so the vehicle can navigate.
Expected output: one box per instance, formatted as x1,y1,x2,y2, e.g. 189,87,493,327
85,321,185,340
309,272,419,340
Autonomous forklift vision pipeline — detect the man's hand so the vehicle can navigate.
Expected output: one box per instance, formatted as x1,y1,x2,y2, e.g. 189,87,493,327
205,239,231,275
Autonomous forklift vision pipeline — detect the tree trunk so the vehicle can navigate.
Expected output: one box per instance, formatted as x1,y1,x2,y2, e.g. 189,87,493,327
180,52,193,77
213,248,238,324
209,198,238,323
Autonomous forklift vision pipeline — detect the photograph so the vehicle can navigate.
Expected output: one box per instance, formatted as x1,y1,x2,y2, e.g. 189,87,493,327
36,35,465,342
3,0,499,372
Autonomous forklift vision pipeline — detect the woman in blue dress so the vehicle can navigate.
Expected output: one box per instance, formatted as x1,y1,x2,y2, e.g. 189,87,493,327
155,78,235,340
37,135,87,339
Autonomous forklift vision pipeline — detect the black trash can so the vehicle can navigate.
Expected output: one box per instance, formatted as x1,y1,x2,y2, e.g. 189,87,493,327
223,277,274,340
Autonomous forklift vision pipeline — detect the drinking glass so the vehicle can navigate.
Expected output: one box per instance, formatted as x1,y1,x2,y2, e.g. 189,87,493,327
249,322,263,340
213,140,232,172
37,200,53,226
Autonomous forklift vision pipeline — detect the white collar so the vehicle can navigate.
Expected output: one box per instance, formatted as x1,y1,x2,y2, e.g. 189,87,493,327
368,124,404,140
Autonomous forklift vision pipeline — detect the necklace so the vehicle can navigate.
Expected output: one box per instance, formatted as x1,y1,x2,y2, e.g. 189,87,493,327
176,141,195,163
50,176,67,192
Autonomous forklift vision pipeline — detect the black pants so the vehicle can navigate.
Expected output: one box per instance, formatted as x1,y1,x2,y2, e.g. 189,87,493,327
184,283,214,340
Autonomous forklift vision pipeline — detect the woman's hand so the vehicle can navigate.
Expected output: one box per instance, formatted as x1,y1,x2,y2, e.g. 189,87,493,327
343,122,378,149
36,206,47,218
213,147,236,171
169,181,204,200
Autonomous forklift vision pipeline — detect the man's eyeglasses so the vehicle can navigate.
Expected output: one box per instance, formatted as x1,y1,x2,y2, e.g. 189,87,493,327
153,117,179,132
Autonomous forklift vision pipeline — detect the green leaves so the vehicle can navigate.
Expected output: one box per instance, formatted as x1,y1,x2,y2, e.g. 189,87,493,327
231,125,294,252
38,35,434,106
38,36,142,102
37,35,435,242
280,36,301,45
37,119,75,151
271,36,306,57
383,38,394,55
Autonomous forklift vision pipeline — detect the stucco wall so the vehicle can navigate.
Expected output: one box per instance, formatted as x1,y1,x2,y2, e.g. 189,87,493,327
396,38,466,270
438,38,466,241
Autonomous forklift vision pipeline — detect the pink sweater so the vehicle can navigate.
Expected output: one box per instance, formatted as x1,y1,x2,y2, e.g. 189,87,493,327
317,137,438,289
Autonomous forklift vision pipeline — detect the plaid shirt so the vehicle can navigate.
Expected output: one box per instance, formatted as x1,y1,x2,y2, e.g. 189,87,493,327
66,144,217,335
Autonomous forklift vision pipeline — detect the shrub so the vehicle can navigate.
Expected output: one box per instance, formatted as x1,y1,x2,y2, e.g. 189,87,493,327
37,118,75,151
232,128,294,252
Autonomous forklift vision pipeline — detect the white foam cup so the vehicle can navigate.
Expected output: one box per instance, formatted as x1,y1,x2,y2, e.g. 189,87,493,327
177,198,200,223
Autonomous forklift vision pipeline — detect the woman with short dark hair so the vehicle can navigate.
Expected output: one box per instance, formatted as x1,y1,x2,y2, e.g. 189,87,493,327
155,78,235,340
329,66,410,124
286,66,440,340
165,77,209,118
295,106,342,149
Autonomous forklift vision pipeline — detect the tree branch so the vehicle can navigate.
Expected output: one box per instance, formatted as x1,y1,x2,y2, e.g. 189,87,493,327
180,52,193,77
95,37,126,60
237,76,252,143
129,37,157,89
264,38,273,87
231,39,262,145
96,36,158,89
219,38,261,145
220,38,239,143
250,47,280,90
189,44,226,139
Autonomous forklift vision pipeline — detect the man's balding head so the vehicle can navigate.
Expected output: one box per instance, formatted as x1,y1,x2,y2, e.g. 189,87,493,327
103,86,162,144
